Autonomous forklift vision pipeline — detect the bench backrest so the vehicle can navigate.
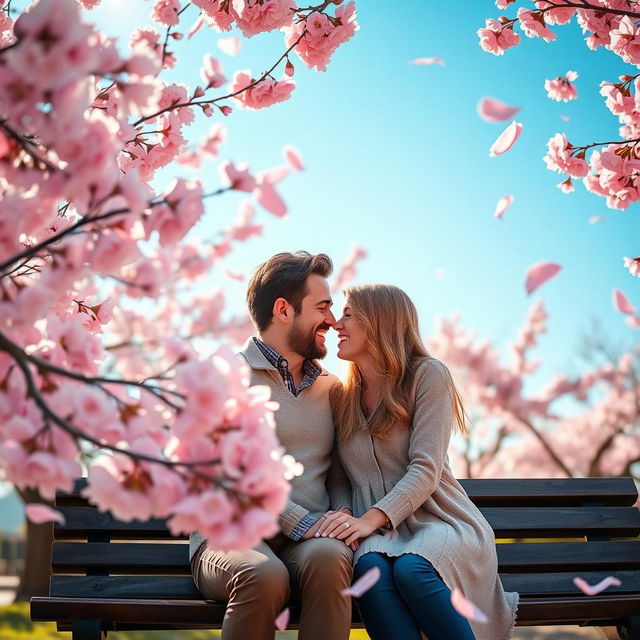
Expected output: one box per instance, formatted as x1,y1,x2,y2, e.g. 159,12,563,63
49,477,640,604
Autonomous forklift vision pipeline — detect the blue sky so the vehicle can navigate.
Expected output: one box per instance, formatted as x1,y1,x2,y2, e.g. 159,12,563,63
89,0,639,391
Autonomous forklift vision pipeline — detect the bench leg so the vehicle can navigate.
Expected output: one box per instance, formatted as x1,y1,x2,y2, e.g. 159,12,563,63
71,619,107,640
618,616,640,640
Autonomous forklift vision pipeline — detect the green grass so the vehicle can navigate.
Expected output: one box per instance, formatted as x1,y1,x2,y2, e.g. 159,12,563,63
0,603,371,639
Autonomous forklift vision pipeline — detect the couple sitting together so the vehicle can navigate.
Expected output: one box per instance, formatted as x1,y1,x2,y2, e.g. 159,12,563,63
190,251,519,640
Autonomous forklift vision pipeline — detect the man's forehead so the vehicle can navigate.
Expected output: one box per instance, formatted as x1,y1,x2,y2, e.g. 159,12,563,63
305,273,332,302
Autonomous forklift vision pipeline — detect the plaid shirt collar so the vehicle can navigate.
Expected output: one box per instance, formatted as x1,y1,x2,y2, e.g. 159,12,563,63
252,337,322,397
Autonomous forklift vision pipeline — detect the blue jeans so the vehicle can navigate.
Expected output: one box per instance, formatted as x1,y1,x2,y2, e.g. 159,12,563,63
354,552,477,640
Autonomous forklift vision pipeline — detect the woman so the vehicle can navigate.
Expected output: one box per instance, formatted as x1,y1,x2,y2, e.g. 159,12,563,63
316,284,518,640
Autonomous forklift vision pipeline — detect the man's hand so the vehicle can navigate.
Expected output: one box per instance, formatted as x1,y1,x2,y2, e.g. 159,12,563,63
301,517,325,540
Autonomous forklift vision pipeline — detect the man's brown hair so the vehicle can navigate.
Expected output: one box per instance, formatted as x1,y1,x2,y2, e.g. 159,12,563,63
247,251,333,331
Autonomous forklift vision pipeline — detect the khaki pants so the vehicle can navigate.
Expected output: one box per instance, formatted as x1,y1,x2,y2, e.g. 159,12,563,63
191,533,353,640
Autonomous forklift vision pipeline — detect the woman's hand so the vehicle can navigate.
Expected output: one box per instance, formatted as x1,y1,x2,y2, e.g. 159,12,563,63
314,508,387,547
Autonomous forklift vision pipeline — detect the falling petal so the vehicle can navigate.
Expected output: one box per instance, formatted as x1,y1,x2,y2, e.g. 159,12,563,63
225,269,245,281
556,178,574,193
525,262,562,295
25,504,66,525
588,216,604,224
341,566,381,598
188,12,206,39
450,588,489,623
573,576,621,596
613,289,636,315
283,145,304,171
489,121,523,157
477,97,521,122
217,36,241,56
256,182,287,217
560,114,570,121
275,608,290,631
493,194,514,219
626,316,640,328
409,57,445,66
261,166,291,184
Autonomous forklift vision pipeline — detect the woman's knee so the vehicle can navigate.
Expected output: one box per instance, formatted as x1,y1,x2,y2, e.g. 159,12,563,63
354,552,388,579
393,554,441,595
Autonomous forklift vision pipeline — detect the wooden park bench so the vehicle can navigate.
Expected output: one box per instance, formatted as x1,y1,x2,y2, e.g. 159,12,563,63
31,477,640,639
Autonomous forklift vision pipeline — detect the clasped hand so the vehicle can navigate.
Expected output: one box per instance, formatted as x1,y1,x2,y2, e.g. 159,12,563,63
314,511,378,547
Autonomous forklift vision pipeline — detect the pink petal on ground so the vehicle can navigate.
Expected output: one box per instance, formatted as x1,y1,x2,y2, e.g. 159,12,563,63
573,576,621,596
525,262,562,295
493,194,514,219
589,216,604,224
409,57,445,66
477,97,521,122
341,566,381,598
489,121,523,157
217,36,241,56
188,13,206,39
613,288,636,315
450,588,489,623
560,114,570,122
25,504,66,525
626,316,640,328
283,145,304,171
275,607,290,631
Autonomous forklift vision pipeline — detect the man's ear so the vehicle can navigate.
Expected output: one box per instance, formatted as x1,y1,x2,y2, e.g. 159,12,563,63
272,297,291,324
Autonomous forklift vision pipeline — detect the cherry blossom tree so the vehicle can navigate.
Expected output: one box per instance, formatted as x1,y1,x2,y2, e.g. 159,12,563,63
427,300,640,481
479,0,640,277
0,0,359,598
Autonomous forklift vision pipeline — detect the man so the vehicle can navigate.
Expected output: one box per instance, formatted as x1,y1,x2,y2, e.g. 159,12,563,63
190,251,353,640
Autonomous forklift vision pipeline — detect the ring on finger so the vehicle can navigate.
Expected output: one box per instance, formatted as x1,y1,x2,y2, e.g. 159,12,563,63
342,522,350,528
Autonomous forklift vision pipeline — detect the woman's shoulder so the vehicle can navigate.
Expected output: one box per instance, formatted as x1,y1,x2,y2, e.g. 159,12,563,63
412,356,450,390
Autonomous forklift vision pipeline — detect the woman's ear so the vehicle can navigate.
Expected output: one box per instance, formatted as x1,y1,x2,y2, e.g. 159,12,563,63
272,297,290,324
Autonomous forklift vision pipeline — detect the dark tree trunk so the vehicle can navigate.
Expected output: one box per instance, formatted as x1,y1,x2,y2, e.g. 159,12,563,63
13,487,52,602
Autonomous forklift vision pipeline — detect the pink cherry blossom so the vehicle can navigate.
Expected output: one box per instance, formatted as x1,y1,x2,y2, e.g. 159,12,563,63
544,133,589,178
477,97,520,122
534,1,574,25
493,194,514,219
517,8,556,42
525,262,562,295
477,18,521,55
191,0,236,32
545,70,578,102
556,177,574,193
230,70,295,110
489,120,523,157
610,16,640,66
151,0,181,26
231,0,296,38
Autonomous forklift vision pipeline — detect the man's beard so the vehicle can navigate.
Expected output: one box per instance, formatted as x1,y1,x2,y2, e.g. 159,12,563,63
288,319,328,360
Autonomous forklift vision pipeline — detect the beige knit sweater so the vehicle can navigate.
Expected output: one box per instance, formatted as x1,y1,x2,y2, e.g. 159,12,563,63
337,357,519,640
189,338,350,560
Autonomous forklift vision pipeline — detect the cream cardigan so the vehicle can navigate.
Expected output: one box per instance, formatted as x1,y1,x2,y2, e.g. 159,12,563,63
337,357,519,640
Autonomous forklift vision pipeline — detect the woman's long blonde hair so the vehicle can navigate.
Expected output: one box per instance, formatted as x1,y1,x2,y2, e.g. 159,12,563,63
331,284,467,441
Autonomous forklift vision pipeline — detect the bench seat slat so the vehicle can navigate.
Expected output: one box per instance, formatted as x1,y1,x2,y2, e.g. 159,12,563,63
51,540,640,574
31,594,640,628
49,570,640,600
54,506,640,539
59,477,639,508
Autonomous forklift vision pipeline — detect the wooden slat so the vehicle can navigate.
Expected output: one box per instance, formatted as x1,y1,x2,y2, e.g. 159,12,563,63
55,505,640,539
51,540,640,575
51,576,200,599
497,541,640,571
482,507,640,538
52,543,189,574
460,477,639,507
49,569,640,600
60,477,639,508
502,570,640,596
31,594,640,628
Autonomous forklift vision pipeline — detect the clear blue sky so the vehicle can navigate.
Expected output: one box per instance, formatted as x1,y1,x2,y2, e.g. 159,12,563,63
90,0,639,389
